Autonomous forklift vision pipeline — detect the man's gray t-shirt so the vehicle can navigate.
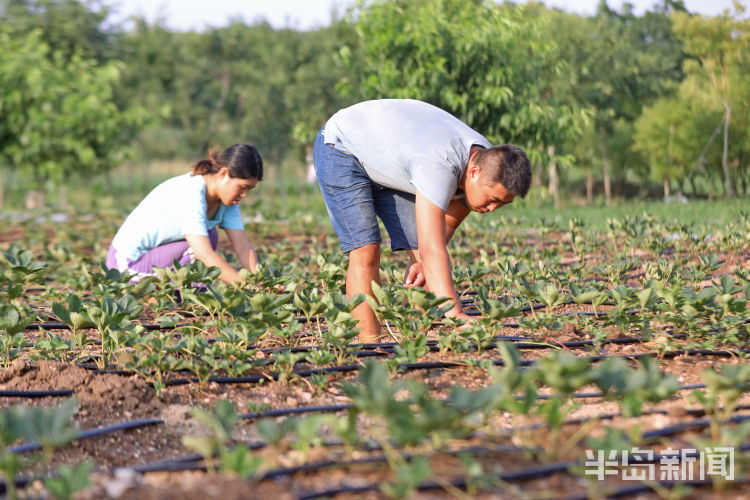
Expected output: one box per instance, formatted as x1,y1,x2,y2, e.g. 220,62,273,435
323,99,491,211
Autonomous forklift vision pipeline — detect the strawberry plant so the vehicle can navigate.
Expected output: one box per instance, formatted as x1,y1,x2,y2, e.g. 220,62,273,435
695,364,750,440
33,332,73,362
126,332,185,396
0,245,51,294
0,304,33,367
0,399,79,500
568,283,608,317
52,293,94,348
43,462,92,500
183,400,263,476
593,356,680,417
293,288,327,334
315,252,347,292
390,335,429,364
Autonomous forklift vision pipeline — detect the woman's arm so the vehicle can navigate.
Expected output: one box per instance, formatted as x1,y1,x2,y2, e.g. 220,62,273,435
224,228,259,273
184,233,244,285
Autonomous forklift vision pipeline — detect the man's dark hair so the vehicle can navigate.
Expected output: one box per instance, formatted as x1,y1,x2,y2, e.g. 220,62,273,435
474,144,531,198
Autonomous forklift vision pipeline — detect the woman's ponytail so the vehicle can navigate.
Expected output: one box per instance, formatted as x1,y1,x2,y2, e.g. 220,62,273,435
191,151,221,176
191,144,262,180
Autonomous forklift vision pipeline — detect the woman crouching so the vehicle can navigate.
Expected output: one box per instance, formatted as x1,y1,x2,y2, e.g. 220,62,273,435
106,143,262,284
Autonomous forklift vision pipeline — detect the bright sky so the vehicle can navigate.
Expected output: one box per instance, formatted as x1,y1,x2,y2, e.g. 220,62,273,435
106,0,745,31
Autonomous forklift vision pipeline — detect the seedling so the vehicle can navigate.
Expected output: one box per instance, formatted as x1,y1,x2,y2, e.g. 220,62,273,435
696,364,750,440
390,335,429,365
0,245,51,294
0,305,33,366
33,332,73,362
594,356,680,417
569,283,608,317
43,461,92,500
182,400,242,473
315,252,347,291
0,399,77,500
52,293,95,347
272,350,308,383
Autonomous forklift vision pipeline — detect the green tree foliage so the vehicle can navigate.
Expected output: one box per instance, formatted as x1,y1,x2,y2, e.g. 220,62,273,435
0,28,141,186
0,0,113,61
633,71,725,196
672,3,750,197
554,0,687,203
1,0,748,204
343,0,586,154
113,17,357,163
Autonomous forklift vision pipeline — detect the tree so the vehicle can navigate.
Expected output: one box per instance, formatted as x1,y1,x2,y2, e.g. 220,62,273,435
0,28,141,202
338,0,587,205
672,3,750,197
0,0,114,61
564,0,686,204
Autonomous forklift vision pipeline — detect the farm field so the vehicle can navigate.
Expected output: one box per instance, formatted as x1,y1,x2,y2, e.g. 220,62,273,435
1,203,749,499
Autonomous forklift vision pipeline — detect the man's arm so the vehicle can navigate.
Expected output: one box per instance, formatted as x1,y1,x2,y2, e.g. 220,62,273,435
415,190,473,319
445,198,471,243
405,198,470,288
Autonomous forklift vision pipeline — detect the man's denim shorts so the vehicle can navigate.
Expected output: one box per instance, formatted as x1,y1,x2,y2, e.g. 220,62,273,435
313,128,418,253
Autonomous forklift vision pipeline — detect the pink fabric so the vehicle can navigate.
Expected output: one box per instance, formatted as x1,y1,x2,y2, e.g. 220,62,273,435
106,227,218,275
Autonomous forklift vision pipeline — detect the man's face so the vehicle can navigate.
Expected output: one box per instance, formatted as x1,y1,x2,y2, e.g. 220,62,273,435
464,164,515,213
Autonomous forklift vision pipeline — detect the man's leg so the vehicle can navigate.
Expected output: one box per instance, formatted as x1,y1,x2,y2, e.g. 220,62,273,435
347,243,381,343
313,128,383,343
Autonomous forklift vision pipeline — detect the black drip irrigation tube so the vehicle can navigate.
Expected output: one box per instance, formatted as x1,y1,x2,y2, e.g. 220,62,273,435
15,345,747,394
25,321,187,332
514,403,750,433
162,382,712,428
565,478,749,500
0,389,75,398
2,391,748,494
56,324,705,377
51,397,750,484
296,441,750,500
8,418,164,454
242,382,720,423
158,347,750,388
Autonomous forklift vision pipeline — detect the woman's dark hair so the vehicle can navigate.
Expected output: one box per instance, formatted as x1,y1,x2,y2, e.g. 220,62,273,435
191,143,263,180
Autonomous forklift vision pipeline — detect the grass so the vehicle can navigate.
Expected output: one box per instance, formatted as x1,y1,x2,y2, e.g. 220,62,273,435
497,197,750,229
1,161,749,229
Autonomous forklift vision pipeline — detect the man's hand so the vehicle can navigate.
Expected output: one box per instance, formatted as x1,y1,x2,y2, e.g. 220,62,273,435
404,258,425,288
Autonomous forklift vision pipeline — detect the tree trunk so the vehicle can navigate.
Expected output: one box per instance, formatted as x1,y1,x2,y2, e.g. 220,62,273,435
58,185,68,209
599,125,611,206
586,168,594,205
547,145,559,208
721,101,735,198
534,145,544,189
25,190,44,210
663,178,670,198
195,61,232,157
